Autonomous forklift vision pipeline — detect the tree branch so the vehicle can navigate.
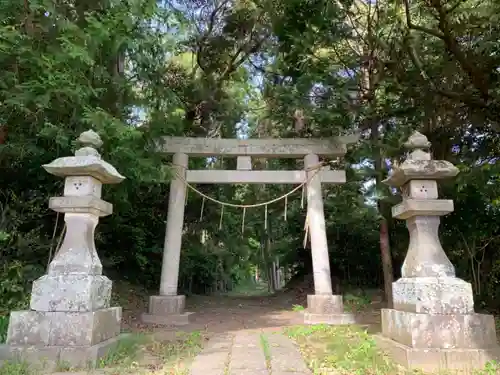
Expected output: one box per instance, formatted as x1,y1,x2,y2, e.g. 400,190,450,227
403,0,445,39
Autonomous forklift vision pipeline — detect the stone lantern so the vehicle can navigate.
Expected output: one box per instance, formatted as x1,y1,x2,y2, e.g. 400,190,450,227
376,131,500,372
1,130,127,369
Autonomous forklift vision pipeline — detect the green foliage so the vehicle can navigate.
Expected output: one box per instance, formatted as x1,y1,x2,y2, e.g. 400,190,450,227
343,293,372,313
97,334,147,368
286,325,500,374
0,361,31,375
0,262,31,314
286,325,398,374
0,316,8,344
0,261,32,343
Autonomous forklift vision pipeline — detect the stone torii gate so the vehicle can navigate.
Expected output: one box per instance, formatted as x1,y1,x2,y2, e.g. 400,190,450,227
142,135,358,325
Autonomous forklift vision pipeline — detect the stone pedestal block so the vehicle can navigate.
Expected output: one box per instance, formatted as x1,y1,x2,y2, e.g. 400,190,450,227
393,277,474,314
0,334,128,371
7,307,121,347
381,309,497,349
304,294,355,325
141,295,192,326
0,307,125,370
30,274,112,312
375,335,500,373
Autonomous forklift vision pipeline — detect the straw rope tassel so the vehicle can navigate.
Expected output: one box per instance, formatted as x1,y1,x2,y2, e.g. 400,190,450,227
303,211,309,249
264,204,268,230
199,197,205,221
301,184,305,209
241,207,246,234
284,195,288,221
219,205,224,230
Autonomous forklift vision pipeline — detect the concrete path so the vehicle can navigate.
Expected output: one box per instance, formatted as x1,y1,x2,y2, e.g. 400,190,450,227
190,330,311,375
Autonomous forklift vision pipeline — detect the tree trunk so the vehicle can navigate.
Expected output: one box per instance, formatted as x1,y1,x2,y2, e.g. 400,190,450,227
379,216,393,307
371,120,394,308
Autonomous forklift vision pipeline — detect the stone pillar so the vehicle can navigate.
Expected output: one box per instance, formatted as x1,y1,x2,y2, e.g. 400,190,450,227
304,153,333,295
303,154,354,325
142,152,192,326
160,152,188,295
376,131,500,373
0,130,127,369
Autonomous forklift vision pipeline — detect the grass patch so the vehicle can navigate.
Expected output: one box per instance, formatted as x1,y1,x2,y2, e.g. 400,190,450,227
97,333,147,369
0,361,31,375
145,330,204,373
286,324,407,374
292,304,305,312
259,333,271,369
285,325,500,375
0,331,204,375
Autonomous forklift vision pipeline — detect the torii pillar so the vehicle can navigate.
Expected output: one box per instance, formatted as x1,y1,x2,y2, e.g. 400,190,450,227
142,152,192,325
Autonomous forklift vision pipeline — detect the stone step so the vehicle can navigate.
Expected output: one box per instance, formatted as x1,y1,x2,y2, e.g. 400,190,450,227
189,330,311,375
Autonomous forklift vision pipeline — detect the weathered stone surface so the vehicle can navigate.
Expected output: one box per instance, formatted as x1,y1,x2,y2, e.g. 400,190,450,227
375,334,500,373
384,160,459,187
392,199,454,219
381,309,497,349
190,332,312,375
64,176,102,197
141,295,192,326
393,277,474,314
406,180,438,199
6,311,51,346
43,155,125,184
383,132,459,188
7,307,121,347
305,154,333,295
185,169,346,184
230,332,267,372
43,130,124,183
303,312,356,325
49,196,112,216
46,213,103,276
30,274,111,312
160,153,188,296
158,135,358,158
237,156,252,170
0,334,129,371
267,332,310,373
148,295,185,314
50,308,121,346
59,334,128,367
78,130,103,148
306,294,343,314
401,216,456,278
141,312,192,326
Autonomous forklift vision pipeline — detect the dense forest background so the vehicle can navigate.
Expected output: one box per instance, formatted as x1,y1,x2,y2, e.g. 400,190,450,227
0,0,498,331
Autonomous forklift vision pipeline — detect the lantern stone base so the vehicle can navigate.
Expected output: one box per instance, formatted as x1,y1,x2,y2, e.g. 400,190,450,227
304,294,355,325
392,277,474,315
377,308,500,373
141,295,192,326
0,307,126,370
30,274,112,312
